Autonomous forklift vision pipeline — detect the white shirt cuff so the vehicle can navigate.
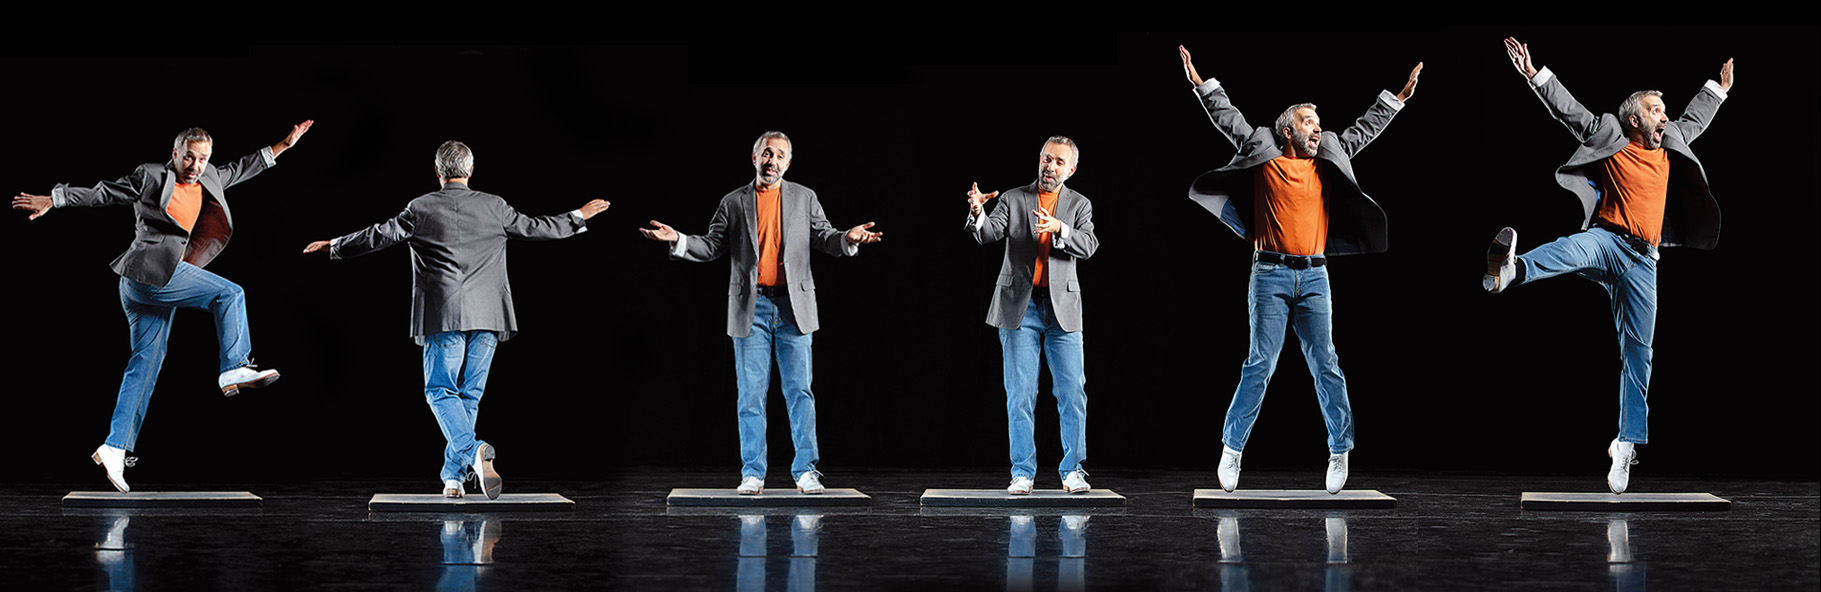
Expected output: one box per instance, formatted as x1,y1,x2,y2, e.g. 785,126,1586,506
672,235,689,256
1377,90,1405,111
972,210,986,230
1194,77,1222,95
1703,79,1728,100
1530,66,1554,88
328,236,343,259
259,146,277,166
569,210,588,233
1053,221,1071,249
50,186,66,208
843,238,859,256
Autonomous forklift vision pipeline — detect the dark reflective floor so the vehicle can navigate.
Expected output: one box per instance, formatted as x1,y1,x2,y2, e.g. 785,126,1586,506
4,470,1815,590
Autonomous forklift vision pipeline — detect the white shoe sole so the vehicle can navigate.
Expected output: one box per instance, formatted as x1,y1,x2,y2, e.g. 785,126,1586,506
221,371,281,397
474,444,501,500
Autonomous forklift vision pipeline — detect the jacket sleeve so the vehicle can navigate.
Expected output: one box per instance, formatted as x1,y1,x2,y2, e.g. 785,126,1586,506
968,195,1011,244
1331,91,1404,158
1673,81,1728,145
1054,197,1097,260
502,201,587,241
1194,78,1257,149
214,147,276,189
50,165,153,209
330,208,416,260
1530,67,1607,144
676,194,733,262
805,189,853,258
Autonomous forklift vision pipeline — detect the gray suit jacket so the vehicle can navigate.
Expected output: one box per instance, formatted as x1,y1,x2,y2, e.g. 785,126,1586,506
1187,79,1402,255
673,181,853,338
328,182,588,345
968,182,1099,332
51,148,276,287
1527,67,1725,249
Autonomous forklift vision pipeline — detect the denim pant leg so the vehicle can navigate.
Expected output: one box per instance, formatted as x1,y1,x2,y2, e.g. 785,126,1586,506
1611,255,1656,444
424,331,485,483
733,296,778,479
771,295,820,480
460,331,499,434
1042,303,1088,478
1223,263,1292,452
1000,297,1045,479
1290,267,1354,454
106,284,176,452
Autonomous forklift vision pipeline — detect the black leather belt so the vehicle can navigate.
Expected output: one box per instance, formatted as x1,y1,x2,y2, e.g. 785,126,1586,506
757,285,786,298
1596,223,1661,261
1254,251,1326,269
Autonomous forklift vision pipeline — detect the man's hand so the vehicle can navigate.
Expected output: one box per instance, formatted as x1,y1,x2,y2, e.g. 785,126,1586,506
967,182,999,216
1504,37,1539,80
577,199,610,220
272,120,315,157
302,240,332,254
1032,208,1063,235
1718,58,1734,92
1179,45,1205,87
640,220,679,242
1396,62,1424,103
12,193,51,220
845,222,882,246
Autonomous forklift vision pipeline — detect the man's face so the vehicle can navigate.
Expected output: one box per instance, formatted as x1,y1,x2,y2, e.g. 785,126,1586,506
1036,142,1076,192
1630,95,1669,149
1283,108,1321,158
172,141,212,185
752,138,791,187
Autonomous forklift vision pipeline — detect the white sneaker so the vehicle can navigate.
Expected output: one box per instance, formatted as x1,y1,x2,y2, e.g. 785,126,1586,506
91,445,130,493
443,479,465,498
218,364,280,397
1006,476,1034,495
1483,227,1518,293
795,472,825,494
1217,446,1243,492
1326,452,1350,495
737,476,764,495
1607,439,1637,494
1061,470,1091,494
472,443,501,500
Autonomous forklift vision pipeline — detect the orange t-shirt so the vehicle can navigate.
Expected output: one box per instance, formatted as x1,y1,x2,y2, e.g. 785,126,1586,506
167,182,203,234
1033,190,1060,287
1252,156,1327,256
1593,142,1671,246
755,186,782,287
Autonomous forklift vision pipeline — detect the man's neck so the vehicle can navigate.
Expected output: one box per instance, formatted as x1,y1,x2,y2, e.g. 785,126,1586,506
755,179,782,192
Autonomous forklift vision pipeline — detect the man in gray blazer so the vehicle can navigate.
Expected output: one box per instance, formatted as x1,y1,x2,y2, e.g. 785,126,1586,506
641,131,881,495
966,136,1100,495
303,141,609,499
1486,38,1733,494
1180,45,1420,495
13,121,313,493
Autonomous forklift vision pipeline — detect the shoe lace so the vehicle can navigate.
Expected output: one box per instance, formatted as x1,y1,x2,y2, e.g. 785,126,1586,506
1328,456,1345,472
123,456,137,468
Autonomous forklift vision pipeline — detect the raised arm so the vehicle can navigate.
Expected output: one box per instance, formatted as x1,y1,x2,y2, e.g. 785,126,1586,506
1330,63,1419,158
1182,45,1257,148
1673,58,1733,145
965,182,1008,243
1506,37,1605,143
218,120,314,189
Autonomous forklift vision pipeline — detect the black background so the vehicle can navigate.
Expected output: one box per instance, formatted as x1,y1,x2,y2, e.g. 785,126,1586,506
4,29,1815,486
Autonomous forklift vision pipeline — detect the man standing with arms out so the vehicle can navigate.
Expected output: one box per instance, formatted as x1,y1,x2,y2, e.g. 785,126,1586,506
1487,38,1732,494
13,121,313,493
1180,45,1420,495
640,131,881,495
965,136,1100,495
302,141,608,500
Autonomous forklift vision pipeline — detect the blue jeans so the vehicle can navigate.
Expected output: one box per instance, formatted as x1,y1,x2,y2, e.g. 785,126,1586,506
733,294,819,480
105,262,253,451
1516,227,1657,444
1000,293,1088,480
1223,255,1354,455
424,330,498,483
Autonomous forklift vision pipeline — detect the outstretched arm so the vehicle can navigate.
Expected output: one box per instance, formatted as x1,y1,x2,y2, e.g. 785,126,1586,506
1675,58,1733,145
303,209,415,260
1507,37,1605,143
1182,45,1257,148
1331,63,1420,158
964,182,1009,243
16,165,156,220
644,196,732,262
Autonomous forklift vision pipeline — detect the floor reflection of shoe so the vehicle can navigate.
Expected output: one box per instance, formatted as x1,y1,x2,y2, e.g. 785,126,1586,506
1062,470,1091,494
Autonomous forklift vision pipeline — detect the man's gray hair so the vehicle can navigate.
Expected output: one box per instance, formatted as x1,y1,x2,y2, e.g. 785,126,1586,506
751,131,792,156
172,127,212,151
1618,90,1664,132
1273,103,1318,148
435,141,474,179
1044,135,1080,166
